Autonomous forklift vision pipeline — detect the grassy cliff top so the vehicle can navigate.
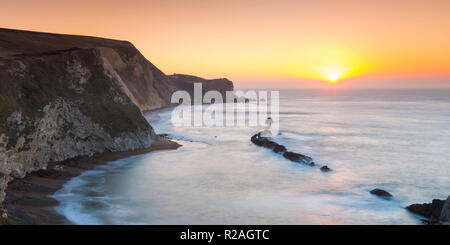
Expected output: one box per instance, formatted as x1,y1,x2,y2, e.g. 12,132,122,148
0,28,135,58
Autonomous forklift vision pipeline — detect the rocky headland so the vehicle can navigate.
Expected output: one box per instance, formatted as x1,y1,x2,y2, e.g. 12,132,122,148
0,28,233,224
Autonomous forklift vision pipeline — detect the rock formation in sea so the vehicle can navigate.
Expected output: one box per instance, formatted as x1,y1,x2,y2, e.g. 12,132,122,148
250,133,319,168
369,189,392,199
0,28,234,209
406,195,450,224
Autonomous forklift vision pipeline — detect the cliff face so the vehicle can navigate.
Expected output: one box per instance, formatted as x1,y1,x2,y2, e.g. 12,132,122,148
0,29,173,111
0,46,158,203
0,28,234,204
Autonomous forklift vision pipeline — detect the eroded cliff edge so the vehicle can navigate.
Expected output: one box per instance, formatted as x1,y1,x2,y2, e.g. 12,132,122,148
0,28,234,213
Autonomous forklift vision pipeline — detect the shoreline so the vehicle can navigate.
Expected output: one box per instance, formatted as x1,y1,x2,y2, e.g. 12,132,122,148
3,138,182,225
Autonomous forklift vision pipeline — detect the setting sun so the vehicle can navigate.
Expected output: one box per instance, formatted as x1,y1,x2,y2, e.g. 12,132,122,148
321,66,348,83
328,74,339,82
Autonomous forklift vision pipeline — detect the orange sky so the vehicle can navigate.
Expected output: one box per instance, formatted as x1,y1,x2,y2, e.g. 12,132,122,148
1,0,450,88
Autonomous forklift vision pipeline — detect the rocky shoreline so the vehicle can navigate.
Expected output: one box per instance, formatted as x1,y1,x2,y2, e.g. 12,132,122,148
0,138,181,225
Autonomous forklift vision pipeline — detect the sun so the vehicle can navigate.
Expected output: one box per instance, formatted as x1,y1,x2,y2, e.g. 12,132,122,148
328,73,340,83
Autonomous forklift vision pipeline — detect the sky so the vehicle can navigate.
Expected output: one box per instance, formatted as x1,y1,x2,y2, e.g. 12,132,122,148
1,0,450,88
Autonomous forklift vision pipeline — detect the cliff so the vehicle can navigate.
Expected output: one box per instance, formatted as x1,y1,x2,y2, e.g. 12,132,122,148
0,28,234,207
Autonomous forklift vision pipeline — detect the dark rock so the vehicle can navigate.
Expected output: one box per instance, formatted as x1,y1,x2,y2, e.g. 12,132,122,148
440,195,450,222
283,151,314,166
251,133,263,146
263,140,278,149
370,189,392,199
251,133,278,149
320,166,331,172
406,199,445,221
251,133,314,166
273,144,287,153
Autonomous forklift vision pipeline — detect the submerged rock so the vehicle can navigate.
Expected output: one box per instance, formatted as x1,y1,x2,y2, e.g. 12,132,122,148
320,166,331,172
370,189,393,199
406,199,445,222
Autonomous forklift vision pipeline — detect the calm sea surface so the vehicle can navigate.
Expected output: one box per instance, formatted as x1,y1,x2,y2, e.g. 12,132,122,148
54,89,450,224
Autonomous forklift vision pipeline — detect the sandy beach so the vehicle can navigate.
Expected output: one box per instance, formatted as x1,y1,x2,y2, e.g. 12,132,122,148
3,138,181,225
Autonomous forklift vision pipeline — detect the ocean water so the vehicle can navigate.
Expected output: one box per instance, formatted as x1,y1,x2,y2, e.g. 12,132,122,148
53,89,450,225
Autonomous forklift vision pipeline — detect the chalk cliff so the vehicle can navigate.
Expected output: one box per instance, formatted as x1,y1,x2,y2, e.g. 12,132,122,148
0,28,234,209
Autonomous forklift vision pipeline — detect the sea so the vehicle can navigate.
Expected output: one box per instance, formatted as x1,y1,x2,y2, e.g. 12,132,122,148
53,88,450,225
